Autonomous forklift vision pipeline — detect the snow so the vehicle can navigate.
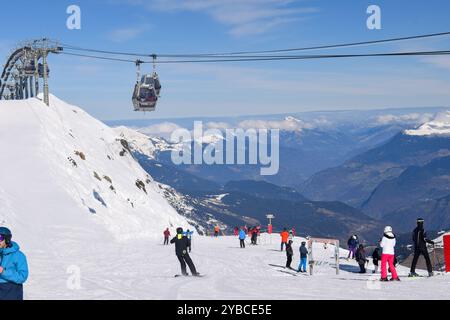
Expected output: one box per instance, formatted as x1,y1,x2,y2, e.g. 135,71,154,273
24,234,450,300
1,95,449,300
405,111,450,136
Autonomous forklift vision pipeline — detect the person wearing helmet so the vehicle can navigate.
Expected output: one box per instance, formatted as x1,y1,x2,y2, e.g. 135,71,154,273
297,241,308,273
0,227,28,300
380,226,399,281
409,218,435,277
347,235,358,260
170,227,200,276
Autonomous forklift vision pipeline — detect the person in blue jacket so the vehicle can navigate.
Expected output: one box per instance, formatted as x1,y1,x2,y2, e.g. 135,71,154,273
0,227,28,300
297,241,308,273
183,229,194,252
238,227,246,248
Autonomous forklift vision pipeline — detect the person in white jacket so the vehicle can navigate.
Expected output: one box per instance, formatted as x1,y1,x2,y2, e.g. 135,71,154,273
380,226,400,281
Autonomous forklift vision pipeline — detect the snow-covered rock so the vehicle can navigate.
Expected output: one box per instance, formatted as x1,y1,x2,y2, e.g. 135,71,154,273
405,111,450,136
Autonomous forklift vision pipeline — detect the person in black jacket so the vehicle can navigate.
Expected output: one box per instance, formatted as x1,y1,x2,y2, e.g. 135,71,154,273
355,244,368,273
285,240,294,269
372,245,381,274
170,227,200,276
409,218,435,277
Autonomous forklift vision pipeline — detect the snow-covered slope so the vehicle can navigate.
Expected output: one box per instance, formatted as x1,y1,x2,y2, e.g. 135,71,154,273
0,95,193,298
405,111,450,136
0,95,189,240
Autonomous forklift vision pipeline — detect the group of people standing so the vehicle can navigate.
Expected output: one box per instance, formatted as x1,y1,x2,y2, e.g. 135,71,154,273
349,218,437,281
235,225,261,248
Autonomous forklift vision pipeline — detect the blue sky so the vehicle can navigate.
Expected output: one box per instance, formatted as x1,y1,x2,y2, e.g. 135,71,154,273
1,0,450,120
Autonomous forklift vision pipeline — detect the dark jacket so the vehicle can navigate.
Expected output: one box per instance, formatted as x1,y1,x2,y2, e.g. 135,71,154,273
299,245,308,258
372,247,381,261
412,226,434,250
355,247,367,265
170,234,191,256
347,237,358,248
286,243,294,256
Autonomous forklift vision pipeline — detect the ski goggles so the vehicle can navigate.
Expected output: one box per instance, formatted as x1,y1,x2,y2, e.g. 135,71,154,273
0,235,5,242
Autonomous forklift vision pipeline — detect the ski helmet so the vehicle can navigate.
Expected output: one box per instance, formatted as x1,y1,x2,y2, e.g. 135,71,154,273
0,227,12,246
384,226,393,234
176,227,183,234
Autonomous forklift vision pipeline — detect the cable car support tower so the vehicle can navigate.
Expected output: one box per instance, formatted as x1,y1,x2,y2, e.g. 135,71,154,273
0,39,62,106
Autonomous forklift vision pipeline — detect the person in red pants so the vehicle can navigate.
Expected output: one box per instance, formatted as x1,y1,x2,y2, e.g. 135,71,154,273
380,226,400,281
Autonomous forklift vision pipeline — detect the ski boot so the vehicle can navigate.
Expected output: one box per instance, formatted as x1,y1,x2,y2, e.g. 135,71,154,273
390,277,400,281
428,272,434,277
408,272,420,278
380,278,389,282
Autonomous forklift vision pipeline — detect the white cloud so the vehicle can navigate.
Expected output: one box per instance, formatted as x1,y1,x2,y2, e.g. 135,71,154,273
109,25,151,42
237,117,310,131
137,122,182,137
375,113,434,125
129,0,318,36
205,121,231,130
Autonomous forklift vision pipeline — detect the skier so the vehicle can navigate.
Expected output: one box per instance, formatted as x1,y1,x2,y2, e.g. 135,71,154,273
239,227,246,248
184,229,194,252
297,241,308,273
347,235,358,259
170,227,200,276
163,228,171,245
355,244,368,273
234,226,239,236
285,240,294,269
280,228,289,251
291,227,296,237
214,225,220,237
251,228,258,245
0,227,29,300
409,218,435,277
380,226,399,281
372,244,381,274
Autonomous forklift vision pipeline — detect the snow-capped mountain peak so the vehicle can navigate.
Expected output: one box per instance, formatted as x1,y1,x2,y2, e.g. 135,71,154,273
405,111,450,136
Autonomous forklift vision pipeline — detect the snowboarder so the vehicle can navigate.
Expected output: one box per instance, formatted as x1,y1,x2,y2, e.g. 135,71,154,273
163,228,171,245
280,228,289,251
347,235,358,259
170,227,200,276
355,244,369,273
297,241,308,273
184,229,194,252
409,218,435,277
372,245,381,274
380,226,399,281
239,227,246,248
0,227,28,300
286,240,294,269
